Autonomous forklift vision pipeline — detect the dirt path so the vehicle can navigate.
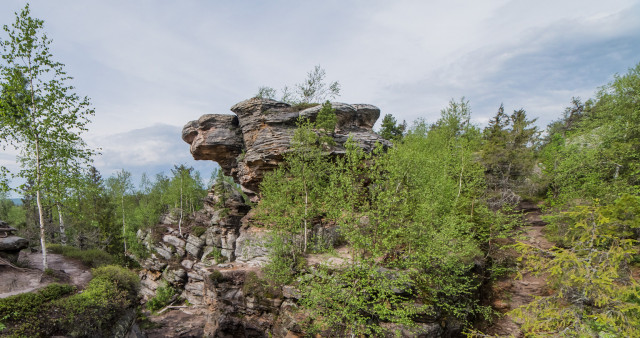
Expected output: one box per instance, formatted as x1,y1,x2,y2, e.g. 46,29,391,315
482,202,554,337
0,252,92,298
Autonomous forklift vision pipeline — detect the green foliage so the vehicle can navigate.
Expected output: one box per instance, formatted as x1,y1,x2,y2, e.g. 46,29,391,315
242,271,279,300
0,265,137,337
46,243,114,268
257,102,339,277
255,65,340,104
378,113,406,142
0,283,75,337
209,269,226,284
0,4,96,269
206,246,226,264
300,264,424,336
257,98,509,334
91,265,140,296
511,198,640,336
191,225,206,237
541,63,640,203
146,282,177,312
55,266,137,336
482,104,540,207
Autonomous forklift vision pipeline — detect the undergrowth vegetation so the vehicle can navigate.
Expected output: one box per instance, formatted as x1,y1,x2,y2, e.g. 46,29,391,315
0,265,138,337
46,243,115,267
254,62,640,336
257,100,519,335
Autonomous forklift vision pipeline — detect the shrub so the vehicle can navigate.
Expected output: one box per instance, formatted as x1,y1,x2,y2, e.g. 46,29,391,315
0,283,75,337
92,265,140,297
47,244,114,267
146,282,177,312
209,269,225,284
55,278,131,336
207,246,227,264
191,225,206,237
0,265,139,337
511,199,640,336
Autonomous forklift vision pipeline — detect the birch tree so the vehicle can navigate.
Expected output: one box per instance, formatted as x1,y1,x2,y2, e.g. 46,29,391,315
0,4,95,268
106,169,133,254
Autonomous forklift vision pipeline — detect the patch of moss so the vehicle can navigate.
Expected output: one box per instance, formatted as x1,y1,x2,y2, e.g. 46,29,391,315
290,102,320,112
209,269,226,284
191,225,206,237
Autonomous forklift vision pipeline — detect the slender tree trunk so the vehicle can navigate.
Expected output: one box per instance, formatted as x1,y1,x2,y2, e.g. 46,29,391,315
35,140,48,269
303,180,308,253
29,60,47,269
121,194,126,253
178,174,183,236
57,203,67,245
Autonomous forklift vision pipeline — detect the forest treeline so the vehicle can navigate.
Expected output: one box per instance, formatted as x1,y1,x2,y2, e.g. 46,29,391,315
0,165,213,261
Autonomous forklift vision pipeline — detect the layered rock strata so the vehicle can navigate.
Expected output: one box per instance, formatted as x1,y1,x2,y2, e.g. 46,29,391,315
0,220,28,264
136,183,296,336
182,98,390,199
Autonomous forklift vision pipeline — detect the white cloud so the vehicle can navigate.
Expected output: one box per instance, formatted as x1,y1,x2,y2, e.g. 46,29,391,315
0,0,639,185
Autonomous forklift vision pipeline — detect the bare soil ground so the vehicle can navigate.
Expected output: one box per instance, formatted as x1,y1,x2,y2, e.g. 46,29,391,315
144,307,207,338
481,202,554,337
0,251,92,298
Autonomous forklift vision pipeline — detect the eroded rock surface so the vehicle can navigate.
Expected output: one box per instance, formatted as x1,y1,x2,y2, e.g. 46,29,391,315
182,98,390,198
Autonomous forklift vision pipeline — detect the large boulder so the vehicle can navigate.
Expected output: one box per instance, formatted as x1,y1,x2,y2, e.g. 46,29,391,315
182,98,390,199
0,221,28,264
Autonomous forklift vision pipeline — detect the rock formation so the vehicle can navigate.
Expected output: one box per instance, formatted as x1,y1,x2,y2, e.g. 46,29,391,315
0,220,29,264
136,182,302,336
182,98,390,199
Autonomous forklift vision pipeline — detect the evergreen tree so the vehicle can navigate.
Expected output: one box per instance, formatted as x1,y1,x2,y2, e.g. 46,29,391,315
378,113,406,142
482,105,539,207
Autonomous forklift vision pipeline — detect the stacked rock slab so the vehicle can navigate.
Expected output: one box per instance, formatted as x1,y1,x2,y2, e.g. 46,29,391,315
136,181,305,336
0,220,29,264
138,182,250,305
182,98,390,200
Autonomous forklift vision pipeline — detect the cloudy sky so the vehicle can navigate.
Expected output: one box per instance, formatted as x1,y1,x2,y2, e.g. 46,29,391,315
1,0,639,193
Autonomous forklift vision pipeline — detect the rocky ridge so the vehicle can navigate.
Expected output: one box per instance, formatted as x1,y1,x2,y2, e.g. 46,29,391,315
182,98,391,200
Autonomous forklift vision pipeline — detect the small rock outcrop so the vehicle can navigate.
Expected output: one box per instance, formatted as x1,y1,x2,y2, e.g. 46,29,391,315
0,220,28,264
182,98,390,199
136,182,306,336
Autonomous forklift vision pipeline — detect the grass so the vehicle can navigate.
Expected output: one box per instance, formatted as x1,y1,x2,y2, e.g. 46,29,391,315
46,243,114,268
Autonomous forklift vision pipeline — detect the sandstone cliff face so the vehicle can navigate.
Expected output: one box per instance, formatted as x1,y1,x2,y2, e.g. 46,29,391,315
136,183,301,336
182,98,390,199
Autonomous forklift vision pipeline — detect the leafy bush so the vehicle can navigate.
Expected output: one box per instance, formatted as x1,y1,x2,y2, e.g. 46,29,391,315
207,246,227,264
146,282,177,312
511,199,640,336
0,283,75,337
0,265,138,337
47,244,114,267
92,265,140,297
